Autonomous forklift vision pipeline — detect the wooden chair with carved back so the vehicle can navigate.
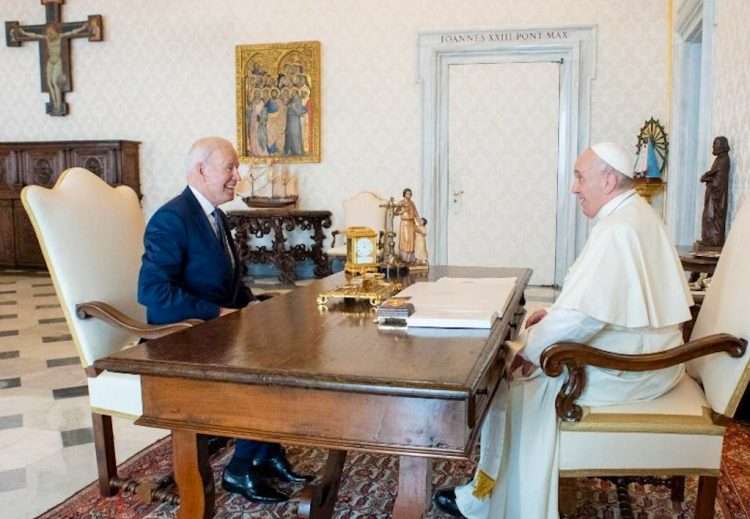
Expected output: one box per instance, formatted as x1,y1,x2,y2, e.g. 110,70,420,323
541,199,750,518
21,168,200,503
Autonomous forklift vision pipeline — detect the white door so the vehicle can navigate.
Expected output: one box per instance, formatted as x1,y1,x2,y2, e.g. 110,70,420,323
447,61,560,285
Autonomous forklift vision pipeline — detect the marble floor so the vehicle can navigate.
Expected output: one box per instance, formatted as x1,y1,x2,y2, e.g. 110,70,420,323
0,269,556,519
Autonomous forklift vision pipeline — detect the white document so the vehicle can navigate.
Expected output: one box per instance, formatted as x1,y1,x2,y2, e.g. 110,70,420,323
399,277,517,329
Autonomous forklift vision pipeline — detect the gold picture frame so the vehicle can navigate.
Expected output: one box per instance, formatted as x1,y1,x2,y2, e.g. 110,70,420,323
235,41,321,164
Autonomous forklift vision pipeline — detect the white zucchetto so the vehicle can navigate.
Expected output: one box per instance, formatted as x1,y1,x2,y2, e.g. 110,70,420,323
591,142,634,177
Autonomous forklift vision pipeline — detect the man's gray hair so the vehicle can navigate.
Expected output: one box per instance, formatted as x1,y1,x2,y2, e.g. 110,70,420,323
185,137,229,174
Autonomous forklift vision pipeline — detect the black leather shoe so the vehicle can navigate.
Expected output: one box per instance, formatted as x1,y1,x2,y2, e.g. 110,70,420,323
252,453,314,484
206,436,230,457
434,488,466,518
221,468,289,503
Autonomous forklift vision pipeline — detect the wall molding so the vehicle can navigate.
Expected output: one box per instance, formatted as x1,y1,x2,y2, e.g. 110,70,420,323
418,26,596,285
667,0,715,245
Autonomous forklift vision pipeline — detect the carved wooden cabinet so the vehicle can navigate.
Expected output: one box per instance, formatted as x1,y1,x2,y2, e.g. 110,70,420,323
0,140,140,268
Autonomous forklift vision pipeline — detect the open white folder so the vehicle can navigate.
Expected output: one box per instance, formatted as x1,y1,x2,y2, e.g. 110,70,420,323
396,277,517,329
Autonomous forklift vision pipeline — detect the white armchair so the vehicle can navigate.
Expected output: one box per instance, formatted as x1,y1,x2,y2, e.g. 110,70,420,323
542,199,750,518
329,191,387,258
21,168,199,499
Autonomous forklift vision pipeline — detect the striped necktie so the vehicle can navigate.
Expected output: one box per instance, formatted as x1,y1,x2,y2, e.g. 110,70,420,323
212,209,235,269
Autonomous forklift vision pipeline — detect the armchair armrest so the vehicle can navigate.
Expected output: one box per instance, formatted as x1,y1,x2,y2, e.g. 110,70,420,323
75,301,203,341
540,333,747,422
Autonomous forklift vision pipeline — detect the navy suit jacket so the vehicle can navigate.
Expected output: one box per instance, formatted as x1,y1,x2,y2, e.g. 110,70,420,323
138,187,253,325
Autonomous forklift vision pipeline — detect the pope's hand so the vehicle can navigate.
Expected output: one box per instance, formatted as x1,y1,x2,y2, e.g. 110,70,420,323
508,354,537,381
525,309,548,329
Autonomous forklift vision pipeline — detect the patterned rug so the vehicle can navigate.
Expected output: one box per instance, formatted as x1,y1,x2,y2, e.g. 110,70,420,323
36,423,750,518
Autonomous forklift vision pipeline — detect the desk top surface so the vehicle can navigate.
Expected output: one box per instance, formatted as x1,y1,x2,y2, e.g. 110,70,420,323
96,266,530,399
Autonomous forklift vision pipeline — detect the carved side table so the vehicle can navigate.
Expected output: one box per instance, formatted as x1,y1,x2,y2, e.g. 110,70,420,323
227,209,333,285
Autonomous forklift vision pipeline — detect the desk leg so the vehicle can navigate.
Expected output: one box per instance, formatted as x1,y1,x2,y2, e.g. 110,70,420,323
392,456,432,519
298,449,346,519
173,431,215,519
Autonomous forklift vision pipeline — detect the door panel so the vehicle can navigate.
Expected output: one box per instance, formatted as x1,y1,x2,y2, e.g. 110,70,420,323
447,62,559,285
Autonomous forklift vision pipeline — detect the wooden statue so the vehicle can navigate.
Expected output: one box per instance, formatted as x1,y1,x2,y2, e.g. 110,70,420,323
394,188,419,263
698,136,731,249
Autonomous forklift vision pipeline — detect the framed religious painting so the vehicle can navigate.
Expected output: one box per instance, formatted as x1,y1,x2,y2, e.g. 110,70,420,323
235,41,321,164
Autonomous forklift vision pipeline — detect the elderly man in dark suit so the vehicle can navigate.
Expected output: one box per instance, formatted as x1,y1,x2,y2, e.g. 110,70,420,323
138,136,311,503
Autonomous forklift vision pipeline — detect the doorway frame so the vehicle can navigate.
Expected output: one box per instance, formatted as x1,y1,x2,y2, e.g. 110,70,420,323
667,0,715,246
418,26,596,286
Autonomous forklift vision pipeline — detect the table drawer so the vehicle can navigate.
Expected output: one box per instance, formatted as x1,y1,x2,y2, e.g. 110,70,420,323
468,350,505,429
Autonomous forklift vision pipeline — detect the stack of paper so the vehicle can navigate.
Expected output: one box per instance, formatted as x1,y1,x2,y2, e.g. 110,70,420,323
397,277,517,329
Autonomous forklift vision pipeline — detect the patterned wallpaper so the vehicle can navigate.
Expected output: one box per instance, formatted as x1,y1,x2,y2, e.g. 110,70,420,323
712,0,750,223
0,0,668,229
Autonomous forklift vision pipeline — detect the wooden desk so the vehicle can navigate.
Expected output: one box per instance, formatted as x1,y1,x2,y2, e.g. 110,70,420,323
227,209,333,285
95,266,531,518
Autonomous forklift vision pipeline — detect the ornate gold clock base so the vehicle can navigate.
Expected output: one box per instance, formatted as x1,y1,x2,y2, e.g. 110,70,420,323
317,273,402,307
344,264,379,276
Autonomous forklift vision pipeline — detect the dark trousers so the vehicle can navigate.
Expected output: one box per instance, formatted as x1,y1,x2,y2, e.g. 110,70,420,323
227,440,282,474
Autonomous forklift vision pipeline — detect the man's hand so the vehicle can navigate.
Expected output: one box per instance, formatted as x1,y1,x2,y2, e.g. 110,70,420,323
219,307,238,317
525,309,548,329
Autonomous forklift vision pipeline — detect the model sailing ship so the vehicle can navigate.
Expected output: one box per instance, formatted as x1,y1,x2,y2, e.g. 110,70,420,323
237,160,298,208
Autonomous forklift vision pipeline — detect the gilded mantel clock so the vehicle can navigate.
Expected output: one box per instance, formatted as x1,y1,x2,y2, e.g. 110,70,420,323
345,226,379,275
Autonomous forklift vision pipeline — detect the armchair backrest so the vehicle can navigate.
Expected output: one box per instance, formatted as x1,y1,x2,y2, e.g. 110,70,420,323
21,168,145,367
688,199,750,417
343,191,386,232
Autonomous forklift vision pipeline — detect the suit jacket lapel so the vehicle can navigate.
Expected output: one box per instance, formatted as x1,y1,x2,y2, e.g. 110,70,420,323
182,187,225,256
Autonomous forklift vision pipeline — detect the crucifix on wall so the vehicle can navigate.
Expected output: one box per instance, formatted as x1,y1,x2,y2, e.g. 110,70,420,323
5,0,103,116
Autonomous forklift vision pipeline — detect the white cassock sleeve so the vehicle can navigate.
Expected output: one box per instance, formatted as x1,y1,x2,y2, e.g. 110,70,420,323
521,308,605,366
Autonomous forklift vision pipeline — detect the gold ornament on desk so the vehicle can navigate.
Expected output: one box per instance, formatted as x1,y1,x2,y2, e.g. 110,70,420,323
378,197,408,275
316,272,401,307
344,226,379,275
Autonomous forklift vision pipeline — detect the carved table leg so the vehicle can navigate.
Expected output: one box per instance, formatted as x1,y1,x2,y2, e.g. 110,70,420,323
173,430,214,519
392,456,432,519
270,216,297,285
297,449,346,519
612,477,634,519
311,216,332,278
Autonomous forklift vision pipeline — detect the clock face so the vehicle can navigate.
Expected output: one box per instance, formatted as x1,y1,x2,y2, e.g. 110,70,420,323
356,238,374,263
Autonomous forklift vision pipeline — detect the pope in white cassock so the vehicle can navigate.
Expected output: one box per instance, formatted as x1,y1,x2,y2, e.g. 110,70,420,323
434,142,694,519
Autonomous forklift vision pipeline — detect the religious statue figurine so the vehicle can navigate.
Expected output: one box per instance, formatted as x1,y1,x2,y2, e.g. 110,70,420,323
412,217,429,271
698,136,731,249
394,188,419,263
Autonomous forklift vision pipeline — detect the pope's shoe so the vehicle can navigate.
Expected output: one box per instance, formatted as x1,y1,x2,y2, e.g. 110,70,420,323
251,453,314,484
221,467,289,503
433,488,466,518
